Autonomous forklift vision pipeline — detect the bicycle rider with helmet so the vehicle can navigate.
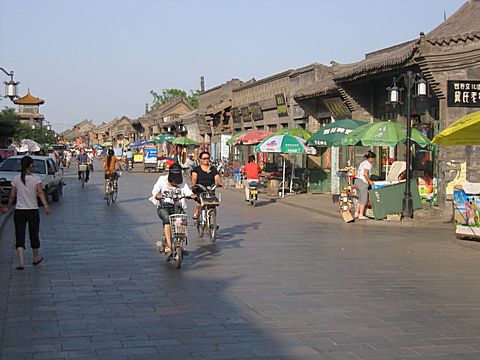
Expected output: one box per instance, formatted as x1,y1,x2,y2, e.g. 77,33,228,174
103,149,122,199
191,151,223,220
150,163,196,255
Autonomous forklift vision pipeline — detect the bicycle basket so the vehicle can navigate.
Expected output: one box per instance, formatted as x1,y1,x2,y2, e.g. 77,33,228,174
169,214,188,237
78,164,88,172
200,192,220,206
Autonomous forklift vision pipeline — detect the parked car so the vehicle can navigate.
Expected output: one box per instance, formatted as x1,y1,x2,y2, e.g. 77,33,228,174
0,155,64,203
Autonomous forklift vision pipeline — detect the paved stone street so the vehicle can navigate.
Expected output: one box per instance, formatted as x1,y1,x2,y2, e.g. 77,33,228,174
1,163,480,360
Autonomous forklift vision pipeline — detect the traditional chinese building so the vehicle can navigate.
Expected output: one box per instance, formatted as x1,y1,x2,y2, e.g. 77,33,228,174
13,90,45,127
294,0,480,208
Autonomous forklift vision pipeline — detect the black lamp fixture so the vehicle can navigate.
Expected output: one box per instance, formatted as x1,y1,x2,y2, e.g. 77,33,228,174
386,70,429,218
0,67,19,101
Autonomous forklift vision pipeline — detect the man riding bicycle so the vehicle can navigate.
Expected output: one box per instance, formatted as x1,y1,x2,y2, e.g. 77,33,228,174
125,148,133,170
77,147,90,182
150,163,196,255
103,149,122,199
191,151,223,220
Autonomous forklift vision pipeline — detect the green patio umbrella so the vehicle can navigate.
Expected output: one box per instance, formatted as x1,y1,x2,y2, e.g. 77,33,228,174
334,121,430,147
168,137,199,146
226,131,246,146
308,119,367,147
274,127,312,140
152,134,174,144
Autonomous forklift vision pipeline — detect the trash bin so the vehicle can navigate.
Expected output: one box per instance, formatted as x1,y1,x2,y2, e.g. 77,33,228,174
267,179,279,197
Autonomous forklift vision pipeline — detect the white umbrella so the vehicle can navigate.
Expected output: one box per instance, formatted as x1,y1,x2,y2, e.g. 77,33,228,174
20,139,41,153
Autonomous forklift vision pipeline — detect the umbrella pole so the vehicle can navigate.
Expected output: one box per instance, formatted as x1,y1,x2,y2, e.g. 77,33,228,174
282,158,286,198
290,156,295,193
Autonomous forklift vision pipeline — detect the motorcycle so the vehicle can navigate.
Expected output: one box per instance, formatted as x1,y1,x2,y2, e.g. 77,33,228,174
259,169,307,194
248,181,259,206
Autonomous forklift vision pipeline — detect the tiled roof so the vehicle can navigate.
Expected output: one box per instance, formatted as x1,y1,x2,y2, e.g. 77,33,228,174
426,0,480,45
333,40,418,82
294,77,337,100
13,91,44,105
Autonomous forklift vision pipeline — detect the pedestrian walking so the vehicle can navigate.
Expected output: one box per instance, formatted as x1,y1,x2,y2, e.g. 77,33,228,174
1,156,52,270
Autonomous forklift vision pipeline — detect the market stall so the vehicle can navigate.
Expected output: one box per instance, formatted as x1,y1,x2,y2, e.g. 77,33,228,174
335,120,431,221
432,110,480,239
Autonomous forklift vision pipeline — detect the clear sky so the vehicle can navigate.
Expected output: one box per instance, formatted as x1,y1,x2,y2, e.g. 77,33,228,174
0,0,466,132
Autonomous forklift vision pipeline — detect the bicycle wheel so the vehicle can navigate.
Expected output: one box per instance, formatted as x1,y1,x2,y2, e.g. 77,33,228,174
106,182,111,205
175,245,183,269
208,211,217,242
81,172,85,188
197,212,205,239
112,185,118,203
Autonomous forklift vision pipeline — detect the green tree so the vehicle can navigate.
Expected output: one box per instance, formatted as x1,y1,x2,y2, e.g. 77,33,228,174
150,88,200,110
0,108,19,137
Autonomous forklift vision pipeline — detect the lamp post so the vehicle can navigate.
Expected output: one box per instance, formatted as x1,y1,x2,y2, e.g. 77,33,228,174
387,70,428,218
0,67,19,101
31,119,51,144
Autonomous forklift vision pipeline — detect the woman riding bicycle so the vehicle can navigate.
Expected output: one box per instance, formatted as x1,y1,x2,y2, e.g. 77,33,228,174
103,149,122,199
191,151,223,220
150,163,196,255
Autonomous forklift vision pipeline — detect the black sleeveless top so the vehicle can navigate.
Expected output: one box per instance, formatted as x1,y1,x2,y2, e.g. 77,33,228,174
192,165,218,187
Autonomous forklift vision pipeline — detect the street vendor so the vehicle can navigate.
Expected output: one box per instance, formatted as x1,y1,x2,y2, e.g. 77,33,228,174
354,151,376,220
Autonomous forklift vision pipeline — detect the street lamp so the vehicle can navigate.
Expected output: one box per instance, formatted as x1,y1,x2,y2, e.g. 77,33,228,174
0,67,19,101
387,70,428,218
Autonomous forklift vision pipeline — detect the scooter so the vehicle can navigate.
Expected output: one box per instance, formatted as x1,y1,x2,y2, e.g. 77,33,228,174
248,181,259,206
155,189,189,269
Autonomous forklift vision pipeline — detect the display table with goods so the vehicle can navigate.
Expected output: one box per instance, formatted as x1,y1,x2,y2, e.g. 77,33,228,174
337,167,357,222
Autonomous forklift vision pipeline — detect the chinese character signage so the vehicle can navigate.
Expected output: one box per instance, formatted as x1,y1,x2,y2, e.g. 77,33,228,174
275,93,289,117
447,80,480,108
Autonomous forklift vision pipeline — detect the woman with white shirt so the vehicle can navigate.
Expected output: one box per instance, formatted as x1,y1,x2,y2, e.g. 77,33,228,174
1,156,52,270
150,163,196,255
354,151,376,220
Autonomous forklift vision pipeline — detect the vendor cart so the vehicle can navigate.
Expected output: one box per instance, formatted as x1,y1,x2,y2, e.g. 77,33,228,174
143,146,158,172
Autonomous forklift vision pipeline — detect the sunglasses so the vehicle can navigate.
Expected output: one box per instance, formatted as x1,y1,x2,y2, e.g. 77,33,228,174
201,157,210,160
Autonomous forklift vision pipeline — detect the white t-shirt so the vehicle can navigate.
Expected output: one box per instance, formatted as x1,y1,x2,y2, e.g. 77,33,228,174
357,160,372,184
149,175,193,209
12,174,41,210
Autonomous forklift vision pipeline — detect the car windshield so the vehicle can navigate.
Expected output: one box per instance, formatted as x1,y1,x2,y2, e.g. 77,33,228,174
0,158,46,174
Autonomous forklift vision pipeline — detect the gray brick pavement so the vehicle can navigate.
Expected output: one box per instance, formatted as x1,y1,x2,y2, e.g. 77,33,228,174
0,163,480,359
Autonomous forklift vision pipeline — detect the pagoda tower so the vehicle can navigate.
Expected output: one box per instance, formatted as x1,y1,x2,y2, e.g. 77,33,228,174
13,90,45,127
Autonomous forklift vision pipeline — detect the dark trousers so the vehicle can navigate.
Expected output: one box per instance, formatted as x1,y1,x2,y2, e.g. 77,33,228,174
14,209,40,249
78,169,90,181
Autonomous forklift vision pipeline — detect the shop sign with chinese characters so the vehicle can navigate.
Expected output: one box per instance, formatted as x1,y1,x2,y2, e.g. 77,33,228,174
447,80,480,108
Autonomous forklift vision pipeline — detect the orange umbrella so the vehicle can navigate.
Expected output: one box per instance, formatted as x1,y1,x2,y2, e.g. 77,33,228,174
234,130,273,145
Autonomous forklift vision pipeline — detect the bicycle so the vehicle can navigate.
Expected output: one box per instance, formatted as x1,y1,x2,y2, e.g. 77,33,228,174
105,172,120,205
195,184,221,242
78,164,88,188
155,189,190,269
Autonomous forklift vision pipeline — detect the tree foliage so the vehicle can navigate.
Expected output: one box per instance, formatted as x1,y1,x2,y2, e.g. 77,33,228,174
13,122,56,144
150,88,200,110
0,108,19,138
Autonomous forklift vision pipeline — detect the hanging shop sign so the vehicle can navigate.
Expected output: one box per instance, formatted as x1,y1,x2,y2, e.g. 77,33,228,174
240,106,251,122
447,80,480,108
249,102,263,121
275,93,289,117
231,108,242,123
